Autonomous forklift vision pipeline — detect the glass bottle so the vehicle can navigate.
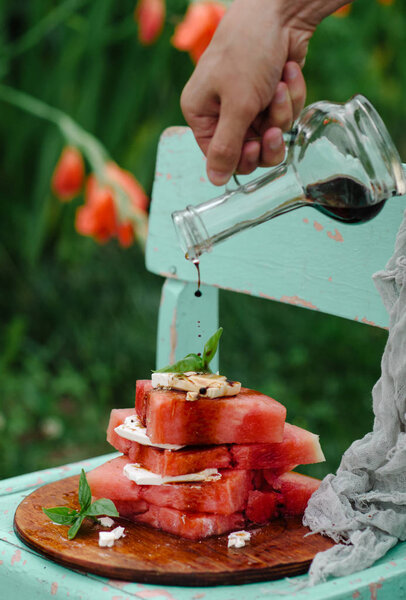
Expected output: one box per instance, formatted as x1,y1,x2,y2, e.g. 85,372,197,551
172,95,406,261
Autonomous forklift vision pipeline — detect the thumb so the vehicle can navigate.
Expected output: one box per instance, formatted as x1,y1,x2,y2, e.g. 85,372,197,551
206,100,255,186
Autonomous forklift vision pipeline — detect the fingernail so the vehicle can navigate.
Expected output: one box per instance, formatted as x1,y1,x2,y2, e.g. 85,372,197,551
208,170,231,185
274,87,286,104
269,133,283,151
285,63,298,81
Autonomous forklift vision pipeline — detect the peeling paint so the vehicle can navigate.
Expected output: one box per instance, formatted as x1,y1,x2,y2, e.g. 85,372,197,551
135,589,176,599
36,477,44,484
169,309,177,364
166,174,172,180
192,594,205,599
327,228,344,242
51,582,58,595
108,580,129,590
303,218,309,224
200,177,206,182
11,549,21,565
258,292,276,301
162,126,189,138
155,171,163,178
352,592,360,599
328,276,332,282
361,317,377,326
313,220,324,231
369,580,383,600
280,295,318,310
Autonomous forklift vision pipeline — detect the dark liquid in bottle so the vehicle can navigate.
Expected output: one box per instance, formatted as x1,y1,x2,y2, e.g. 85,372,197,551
306,176,387,224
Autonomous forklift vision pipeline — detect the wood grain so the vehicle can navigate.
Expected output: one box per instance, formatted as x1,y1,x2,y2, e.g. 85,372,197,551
14,474,335,586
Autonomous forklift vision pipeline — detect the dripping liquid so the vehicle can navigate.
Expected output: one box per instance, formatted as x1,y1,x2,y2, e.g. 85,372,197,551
193,259,202,297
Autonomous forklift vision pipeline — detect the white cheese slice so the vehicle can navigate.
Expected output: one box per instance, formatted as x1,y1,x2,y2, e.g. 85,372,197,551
228,530,251,548
123,463,221,486
115,415,185,450
151,371,241,398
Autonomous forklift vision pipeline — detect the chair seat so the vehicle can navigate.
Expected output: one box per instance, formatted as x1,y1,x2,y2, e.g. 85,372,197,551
1,456,406,599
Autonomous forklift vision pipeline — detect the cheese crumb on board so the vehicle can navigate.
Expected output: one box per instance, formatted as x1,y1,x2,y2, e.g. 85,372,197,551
98,526,126,548
227,530,251,548
98,516,115,527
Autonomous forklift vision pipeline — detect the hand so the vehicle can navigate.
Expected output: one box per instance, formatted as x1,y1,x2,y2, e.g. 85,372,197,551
181,0,350,185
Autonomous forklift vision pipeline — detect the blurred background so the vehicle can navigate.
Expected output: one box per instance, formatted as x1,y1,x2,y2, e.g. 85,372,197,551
1,0,405,480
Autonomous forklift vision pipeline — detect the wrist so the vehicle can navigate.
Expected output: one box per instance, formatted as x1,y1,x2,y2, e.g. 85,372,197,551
275,0,354,28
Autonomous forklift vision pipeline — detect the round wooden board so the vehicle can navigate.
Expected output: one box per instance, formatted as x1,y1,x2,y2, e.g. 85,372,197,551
14,474,335,586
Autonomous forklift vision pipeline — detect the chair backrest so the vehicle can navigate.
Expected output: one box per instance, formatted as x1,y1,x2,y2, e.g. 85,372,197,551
146,126,406,370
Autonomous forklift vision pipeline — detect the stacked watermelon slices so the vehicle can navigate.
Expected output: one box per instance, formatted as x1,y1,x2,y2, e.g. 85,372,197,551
88,379,325,540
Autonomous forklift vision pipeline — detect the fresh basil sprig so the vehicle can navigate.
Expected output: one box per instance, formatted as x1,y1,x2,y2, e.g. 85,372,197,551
156,327,223,374
42,469,119,540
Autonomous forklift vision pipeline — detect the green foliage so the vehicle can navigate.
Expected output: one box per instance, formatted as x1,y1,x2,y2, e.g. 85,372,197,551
42,469,118,539
0,0,403,479
156,327,223,373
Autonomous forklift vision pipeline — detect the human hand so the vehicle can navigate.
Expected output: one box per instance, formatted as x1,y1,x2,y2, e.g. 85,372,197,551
181,0,351,185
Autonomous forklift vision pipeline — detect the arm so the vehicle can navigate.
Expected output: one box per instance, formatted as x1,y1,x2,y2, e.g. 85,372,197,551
180,0,353,185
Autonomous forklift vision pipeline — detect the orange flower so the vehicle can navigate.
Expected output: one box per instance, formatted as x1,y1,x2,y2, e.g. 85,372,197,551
135,0,166,45
75,162,149,247
51,146,85,201
332,3,352,17
172,1,226,63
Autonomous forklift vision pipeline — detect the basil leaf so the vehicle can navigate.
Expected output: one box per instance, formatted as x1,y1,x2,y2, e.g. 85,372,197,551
67,514,85,540
42,507,78,526
87,498,119,517
78,469,91,513
155,353,204,374
202,327,223,370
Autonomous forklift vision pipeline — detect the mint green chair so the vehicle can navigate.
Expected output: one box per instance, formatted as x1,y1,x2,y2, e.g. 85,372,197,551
2,126,406,599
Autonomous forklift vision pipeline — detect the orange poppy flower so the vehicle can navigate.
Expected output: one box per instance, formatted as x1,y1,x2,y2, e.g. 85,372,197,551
51,146,85,202
172,1,226,63
332,3,352,17
135,0,166,45
75,163,148,247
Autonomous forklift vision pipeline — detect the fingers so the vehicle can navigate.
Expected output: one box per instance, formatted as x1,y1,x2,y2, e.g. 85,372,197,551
236,140,261,175
282,61,306,121
206,99,257,185
261,128,285,168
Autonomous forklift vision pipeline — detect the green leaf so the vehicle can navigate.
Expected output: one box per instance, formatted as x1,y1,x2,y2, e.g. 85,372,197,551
78,469,91,513
42,506,78,526
67,514,85,540
155,353,204,374
86,498,119,517
202,328,223,370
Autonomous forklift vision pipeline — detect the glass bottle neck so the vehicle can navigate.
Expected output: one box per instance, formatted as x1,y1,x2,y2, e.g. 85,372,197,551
172,163,306,260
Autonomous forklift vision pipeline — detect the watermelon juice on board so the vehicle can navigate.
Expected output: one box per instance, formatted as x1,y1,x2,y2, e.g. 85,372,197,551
87,329,326,540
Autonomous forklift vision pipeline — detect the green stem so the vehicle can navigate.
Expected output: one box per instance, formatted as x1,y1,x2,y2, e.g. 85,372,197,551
3,0,91,60
0,84,108,176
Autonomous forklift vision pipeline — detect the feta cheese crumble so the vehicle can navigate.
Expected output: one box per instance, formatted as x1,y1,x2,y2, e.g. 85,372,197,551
123,463,221,486
227,530,251,548
98,516,115,527
151,372,241,398
98,526,126,548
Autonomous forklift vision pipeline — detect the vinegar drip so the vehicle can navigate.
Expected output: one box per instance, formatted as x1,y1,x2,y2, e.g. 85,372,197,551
193,259,202,297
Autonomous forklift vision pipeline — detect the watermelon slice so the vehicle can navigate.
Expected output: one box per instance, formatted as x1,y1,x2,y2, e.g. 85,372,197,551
137,384,286,445
245,490,280,524
107,409,324,476
135,379,153,423
88,455,253,515
132,504,245,540
263,470,321,516
231,423,325,471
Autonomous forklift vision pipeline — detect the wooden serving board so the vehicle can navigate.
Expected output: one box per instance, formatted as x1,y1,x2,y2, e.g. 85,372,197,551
14,474,335,586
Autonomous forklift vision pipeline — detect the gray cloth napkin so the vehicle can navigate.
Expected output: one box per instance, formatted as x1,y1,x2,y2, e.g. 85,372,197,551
303,210,406,584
